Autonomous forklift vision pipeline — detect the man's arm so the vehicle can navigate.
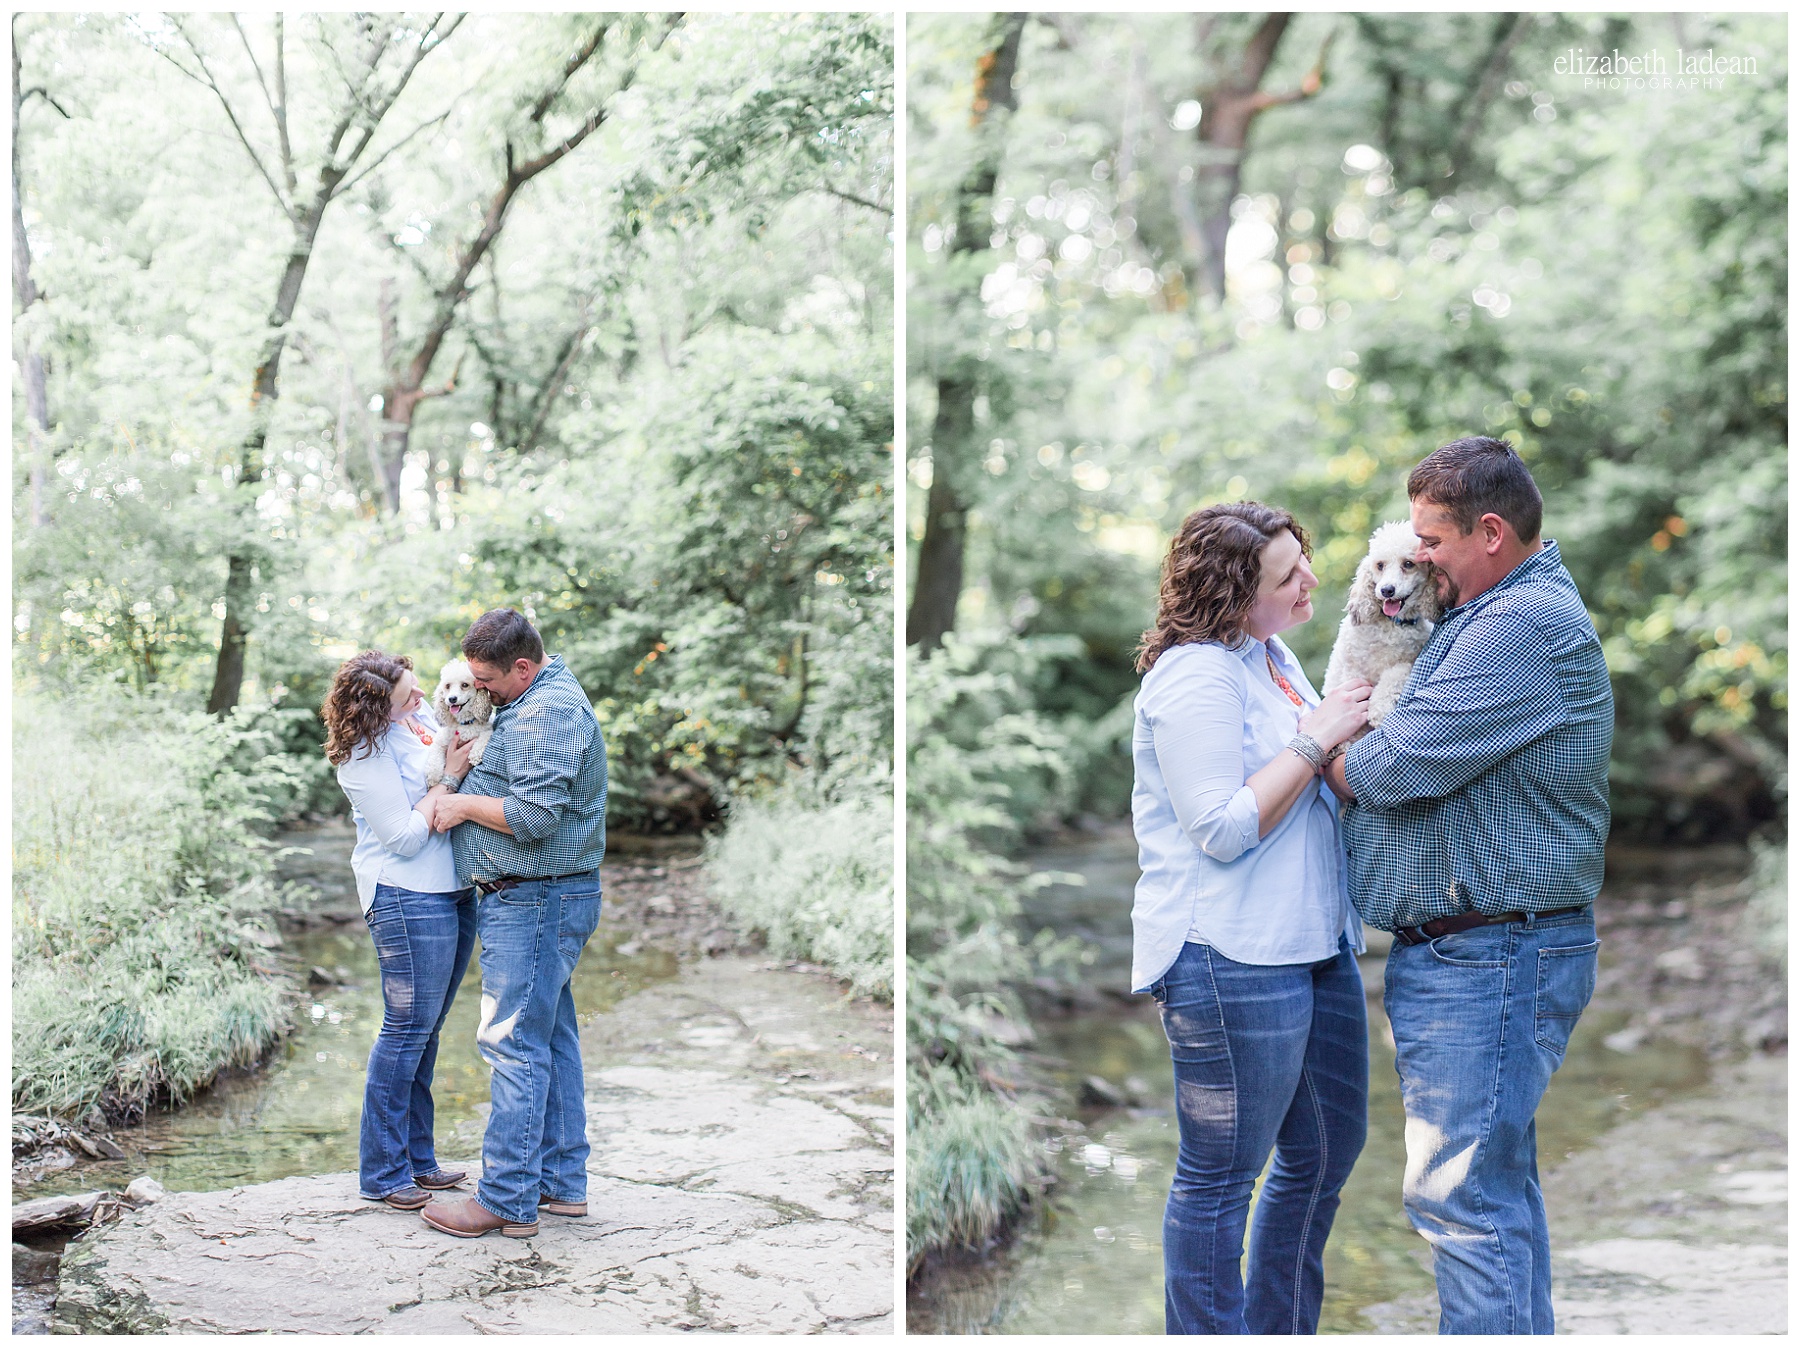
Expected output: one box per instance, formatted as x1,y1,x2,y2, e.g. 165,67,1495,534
496,703,593,842
1345,608,1566,811
432,792,512,834
1324,751,1353,803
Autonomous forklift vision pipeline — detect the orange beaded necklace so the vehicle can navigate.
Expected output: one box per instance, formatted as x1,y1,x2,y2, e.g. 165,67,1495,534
1266,650,1304,709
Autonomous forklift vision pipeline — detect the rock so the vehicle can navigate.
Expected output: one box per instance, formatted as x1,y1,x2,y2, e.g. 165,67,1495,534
1603,1025,1648,1054
53,1170,890,1334
79,1107,109,1135
68,1131,126,1161
13,1242,61,1286
1123,1075,1154,1106
306,965,338,986
1080,1075,1128,1108
51,955,893,1335
13,1192,105,1235
1654,946,1706,980
125,1176,166,1206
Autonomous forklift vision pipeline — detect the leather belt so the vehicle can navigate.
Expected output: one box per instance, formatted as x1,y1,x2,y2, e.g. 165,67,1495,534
1392,905,1589,947
474,870,598,897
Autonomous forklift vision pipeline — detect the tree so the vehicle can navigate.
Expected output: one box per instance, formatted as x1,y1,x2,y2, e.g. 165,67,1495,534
1179,14,1332,302
12,17,66,529
365,15,680,511
906,12,1027,655
147,12,462,713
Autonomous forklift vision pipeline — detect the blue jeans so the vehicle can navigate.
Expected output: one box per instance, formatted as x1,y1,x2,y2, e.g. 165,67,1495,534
359,883,477,1199
1384,908,1599,1335
474,872,602,1224
1152,938,1369,1334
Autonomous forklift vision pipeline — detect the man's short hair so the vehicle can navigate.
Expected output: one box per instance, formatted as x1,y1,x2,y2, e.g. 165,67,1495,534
462,608,545,668
1408,436,1543,542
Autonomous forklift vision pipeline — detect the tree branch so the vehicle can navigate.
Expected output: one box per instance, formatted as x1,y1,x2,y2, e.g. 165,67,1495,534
338,102,458,196
20,87,71,118
335,12,464,178
1451,13,1531,176
166,16,294,220
818,184,889,213
530,21,610,124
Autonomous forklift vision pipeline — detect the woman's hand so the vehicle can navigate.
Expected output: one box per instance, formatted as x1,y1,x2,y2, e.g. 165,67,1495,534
1301,680,1373,749
444,732,474,780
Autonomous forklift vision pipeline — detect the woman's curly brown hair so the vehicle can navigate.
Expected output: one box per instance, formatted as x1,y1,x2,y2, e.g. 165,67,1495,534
1135,502,1311,673
322,651,413,766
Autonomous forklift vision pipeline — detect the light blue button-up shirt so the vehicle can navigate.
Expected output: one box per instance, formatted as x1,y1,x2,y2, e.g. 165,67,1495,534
336,707,460,912
1129,635,1361,993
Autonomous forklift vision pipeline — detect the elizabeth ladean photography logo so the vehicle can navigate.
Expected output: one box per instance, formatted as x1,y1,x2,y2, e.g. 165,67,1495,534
1555,46,1757,91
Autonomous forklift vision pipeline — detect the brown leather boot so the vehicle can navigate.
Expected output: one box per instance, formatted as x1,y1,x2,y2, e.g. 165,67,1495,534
413,1168,468,1191
538,1195,588,1217
420,1196,537,1238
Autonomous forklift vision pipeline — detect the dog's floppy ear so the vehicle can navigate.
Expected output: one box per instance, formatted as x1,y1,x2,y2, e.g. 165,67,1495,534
1345,555,1382,624
470,688,495,722
1416,563,1447,622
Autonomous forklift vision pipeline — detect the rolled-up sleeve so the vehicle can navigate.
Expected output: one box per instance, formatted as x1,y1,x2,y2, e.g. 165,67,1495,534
1346,608,1567,809
498,703,593,844
337,747,431,858
1147,652,1261,863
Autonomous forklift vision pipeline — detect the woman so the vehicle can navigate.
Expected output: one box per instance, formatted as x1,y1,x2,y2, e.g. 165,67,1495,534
323,651,475,1212
1130,502,1373,1334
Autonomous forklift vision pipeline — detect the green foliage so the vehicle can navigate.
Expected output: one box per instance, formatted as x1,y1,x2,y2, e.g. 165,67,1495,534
908,12,1785,840
15,12,895,833
13,688,292,1118
905,636,1076,1262
705,777,893,1000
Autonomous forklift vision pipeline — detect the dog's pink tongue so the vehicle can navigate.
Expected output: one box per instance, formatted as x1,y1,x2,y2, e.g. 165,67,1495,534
1383,598,1405,618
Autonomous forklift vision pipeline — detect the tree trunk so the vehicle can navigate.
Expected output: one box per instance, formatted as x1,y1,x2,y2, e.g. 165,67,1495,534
1179,14,1329,305
206,193,338,715
13,29,53,529
905,11,1027,655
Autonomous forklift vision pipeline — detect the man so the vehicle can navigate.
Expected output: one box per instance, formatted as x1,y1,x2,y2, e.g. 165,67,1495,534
1324,437,1612,1334
420,608,607,1239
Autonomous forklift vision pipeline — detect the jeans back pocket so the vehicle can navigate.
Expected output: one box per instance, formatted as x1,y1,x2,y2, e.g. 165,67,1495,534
1534,938,1599,1054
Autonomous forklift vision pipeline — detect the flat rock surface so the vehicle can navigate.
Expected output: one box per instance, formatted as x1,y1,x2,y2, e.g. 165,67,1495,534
52,955,895,1335
1361,1051,1786,1335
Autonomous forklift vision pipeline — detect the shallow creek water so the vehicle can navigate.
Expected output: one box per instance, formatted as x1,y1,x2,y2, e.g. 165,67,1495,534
17,908,678,1202
908,831,1711,1335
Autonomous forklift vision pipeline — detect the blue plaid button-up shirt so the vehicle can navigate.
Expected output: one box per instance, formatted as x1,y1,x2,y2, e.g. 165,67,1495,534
1341,541,1612,932
450,654,607,885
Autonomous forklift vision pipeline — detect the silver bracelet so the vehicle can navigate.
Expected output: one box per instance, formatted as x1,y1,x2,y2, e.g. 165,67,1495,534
1287,733,1326,772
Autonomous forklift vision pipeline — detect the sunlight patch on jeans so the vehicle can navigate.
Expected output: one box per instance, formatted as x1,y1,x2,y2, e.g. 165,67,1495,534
477,993,521,1056
1404,1113,1477,1205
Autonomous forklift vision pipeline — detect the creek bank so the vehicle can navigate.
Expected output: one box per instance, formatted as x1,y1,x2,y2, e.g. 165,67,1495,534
33,823,895,1334
1360,1051,1786,1334
909,830,1784,1334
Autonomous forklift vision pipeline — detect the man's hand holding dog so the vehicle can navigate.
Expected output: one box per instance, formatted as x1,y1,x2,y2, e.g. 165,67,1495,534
429,733,514,836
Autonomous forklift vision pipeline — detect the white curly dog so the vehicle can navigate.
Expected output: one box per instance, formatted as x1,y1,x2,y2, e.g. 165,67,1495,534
1323,520,1444,733
424,658,494,787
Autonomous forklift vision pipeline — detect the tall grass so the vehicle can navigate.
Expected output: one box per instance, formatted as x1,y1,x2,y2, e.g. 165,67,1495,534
705,779,893,999
13,690,294,1118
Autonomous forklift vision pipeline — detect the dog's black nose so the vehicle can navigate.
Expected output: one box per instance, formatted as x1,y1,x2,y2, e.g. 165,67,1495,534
1379,584,1396,598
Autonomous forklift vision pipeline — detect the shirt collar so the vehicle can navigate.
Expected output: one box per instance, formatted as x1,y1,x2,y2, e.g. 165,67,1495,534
1226,631,1296,670
1442,539,1561,621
